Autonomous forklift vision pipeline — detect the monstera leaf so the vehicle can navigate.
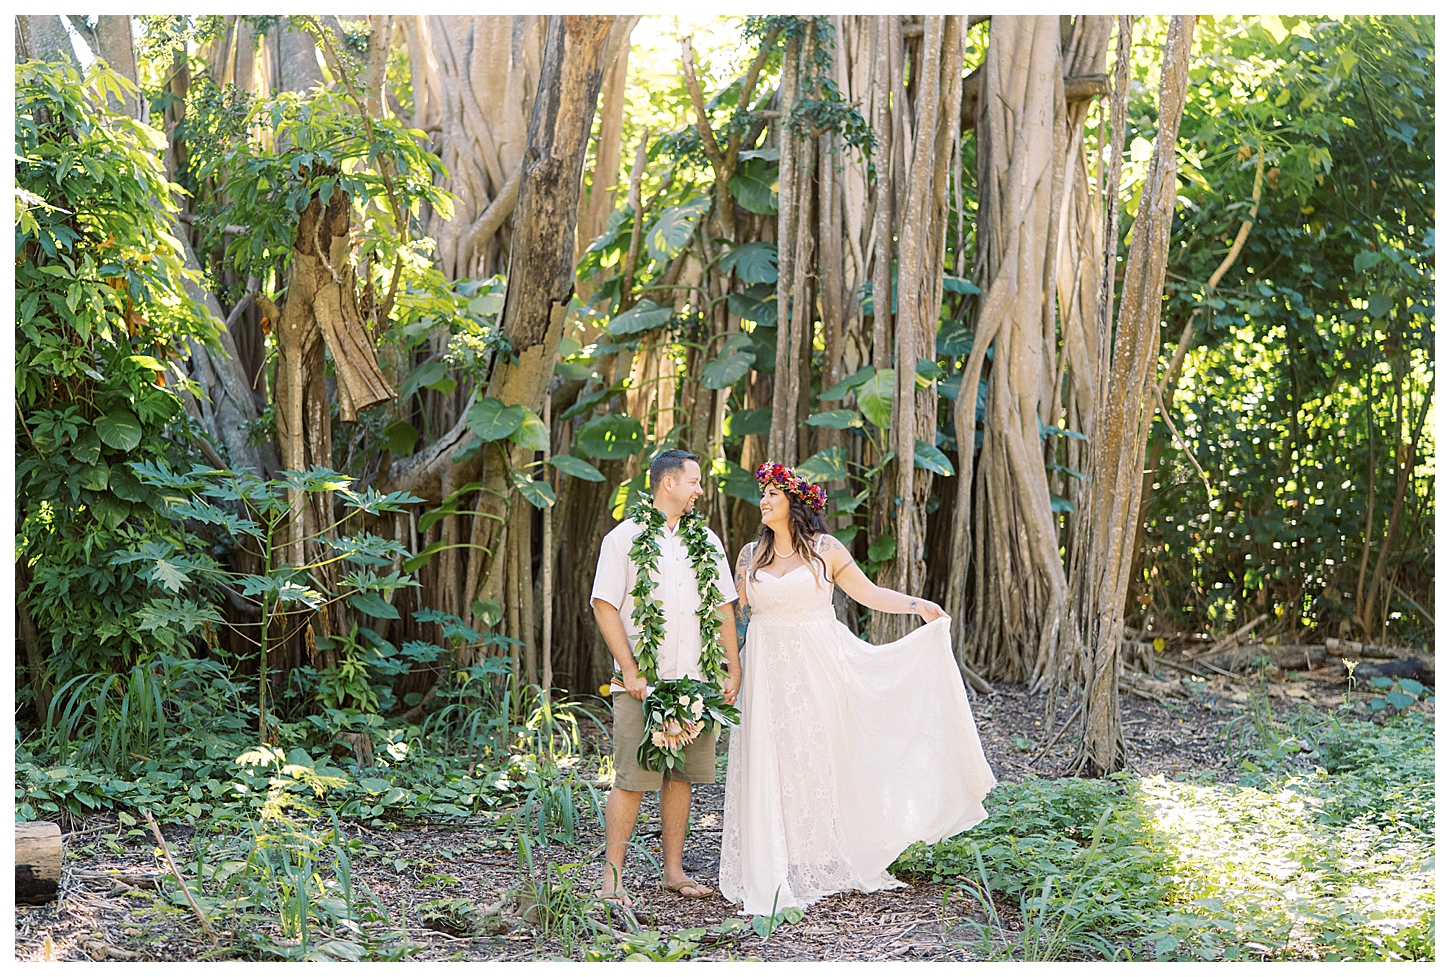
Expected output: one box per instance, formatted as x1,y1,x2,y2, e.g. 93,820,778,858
573,413,645,459
702,334,756,389
717,242,778,283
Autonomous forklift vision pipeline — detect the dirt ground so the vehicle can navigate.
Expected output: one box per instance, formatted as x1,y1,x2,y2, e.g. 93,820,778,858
14,659,1365,962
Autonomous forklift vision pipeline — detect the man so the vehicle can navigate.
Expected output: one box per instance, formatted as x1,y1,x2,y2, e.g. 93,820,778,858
590,449,741,906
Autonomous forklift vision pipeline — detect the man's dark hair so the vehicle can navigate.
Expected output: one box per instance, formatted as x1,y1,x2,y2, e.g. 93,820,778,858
650,448,701,492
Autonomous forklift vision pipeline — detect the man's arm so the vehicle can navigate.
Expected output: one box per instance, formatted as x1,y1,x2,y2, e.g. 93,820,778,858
593,598,649,700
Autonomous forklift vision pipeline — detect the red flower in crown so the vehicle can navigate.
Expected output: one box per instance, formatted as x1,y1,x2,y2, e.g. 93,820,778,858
755,461,827,512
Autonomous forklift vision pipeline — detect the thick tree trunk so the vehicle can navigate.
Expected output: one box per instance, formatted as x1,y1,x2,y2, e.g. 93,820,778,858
92,16,139,116
577,20,639,267
1067,16,1196,776
961,16,1070,685
178,233,275,478
459,15,616,634
879,16,964,642
769,30,809,466
419,16,542,280
16,16,76,64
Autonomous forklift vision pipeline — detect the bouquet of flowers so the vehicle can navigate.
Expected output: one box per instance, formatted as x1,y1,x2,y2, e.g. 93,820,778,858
637,677,741,773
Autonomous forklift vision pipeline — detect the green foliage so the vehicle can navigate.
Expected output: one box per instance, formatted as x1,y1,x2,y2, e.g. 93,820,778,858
1137,15,1434,642
899,710,1433,961
175,768,417,960
124,462,422,733
15,59,223,693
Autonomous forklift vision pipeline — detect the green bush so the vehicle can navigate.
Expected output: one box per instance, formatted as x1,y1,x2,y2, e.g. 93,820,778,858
893,713,1433,961
16,60,223,705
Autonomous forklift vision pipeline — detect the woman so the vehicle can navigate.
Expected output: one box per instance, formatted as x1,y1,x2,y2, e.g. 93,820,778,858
719,462,996,915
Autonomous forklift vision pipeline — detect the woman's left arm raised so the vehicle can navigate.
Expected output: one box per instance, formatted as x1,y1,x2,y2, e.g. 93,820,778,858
815,534,946,623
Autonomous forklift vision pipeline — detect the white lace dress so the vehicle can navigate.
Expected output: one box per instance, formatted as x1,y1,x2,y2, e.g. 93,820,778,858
719,550,997,915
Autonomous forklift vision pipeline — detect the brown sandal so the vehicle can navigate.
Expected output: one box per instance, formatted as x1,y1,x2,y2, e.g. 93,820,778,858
661,877,714,899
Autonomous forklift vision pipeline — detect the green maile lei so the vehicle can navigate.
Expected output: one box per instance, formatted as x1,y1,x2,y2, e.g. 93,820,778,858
625,500,739,772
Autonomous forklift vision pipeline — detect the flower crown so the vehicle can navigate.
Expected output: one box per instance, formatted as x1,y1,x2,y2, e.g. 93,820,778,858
755,462,827,512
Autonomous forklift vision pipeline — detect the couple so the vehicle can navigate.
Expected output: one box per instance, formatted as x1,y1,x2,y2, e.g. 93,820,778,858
589,449,996,914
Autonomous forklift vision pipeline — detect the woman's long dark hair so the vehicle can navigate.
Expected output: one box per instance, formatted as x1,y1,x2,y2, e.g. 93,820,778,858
750,490,829,583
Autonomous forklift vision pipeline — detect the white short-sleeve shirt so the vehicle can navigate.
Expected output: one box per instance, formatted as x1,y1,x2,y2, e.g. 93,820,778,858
590,511,738,685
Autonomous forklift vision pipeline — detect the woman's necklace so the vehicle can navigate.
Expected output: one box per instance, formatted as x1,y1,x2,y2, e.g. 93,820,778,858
773,540,795,559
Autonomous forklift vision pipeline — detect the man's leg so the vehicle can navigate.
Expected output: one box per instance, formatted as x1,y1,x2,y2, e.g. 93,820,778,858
660,777,709,894
601,785,644,902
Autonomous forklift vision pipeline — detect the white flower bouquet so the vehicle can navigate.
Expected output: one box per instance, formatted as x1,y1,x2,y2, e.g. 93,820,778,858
637,677,741,773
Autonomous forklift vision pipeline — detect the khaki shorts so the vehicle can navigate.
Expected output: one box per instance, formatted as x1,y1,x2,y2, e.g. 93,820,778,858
611,693,718,792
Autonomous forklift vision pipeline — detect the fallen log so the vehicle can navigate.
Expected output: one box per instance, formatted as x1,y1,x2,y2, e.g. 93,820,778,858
1197,643,1328,674
1325,637,1424,661
1338,656,1435,686
15,821,62,905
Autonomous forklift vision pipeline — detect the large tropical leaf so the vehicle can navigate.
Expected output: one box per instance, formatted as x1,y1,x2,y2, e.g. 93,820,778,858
573,413,645,459
795,446,849,483
723,407,772,438
383,420,419,456
914,439,955,476
701,334,755,389
349,591,400,620
855,370,894,429
726,283,777,326
95,409,142,451
511,471,557,509
937,319,974,356
942,274,981,296
465,397,525,441
714,458,762,502
508,407,549,451
806,409,864,430
401,358,455,399
819,365,875,401
727,156,778,215
645,197,710,263
606,299,674,336
717,241,778,283
561,379,627,421
548,454,605,482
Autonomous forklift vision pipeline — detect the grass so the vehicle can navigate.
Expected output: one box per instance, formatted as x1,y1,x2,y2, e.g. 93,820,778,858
893,706,1434,961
